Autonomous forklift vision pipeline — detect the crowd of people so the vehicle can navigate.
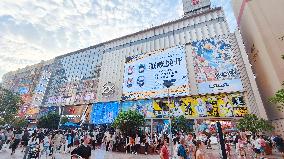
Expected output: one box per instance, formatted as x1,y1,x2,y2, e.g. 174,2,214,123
0,126,283,159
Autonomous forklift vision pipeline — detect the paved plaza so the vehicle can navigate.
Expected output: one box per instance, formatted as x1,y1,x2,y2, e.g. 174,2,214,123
0,148,159,159
0,145,283,159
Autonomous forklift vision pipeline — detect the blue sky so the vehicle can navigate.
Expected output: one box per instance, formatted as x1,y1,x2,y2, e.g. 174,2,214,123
0,0,236,80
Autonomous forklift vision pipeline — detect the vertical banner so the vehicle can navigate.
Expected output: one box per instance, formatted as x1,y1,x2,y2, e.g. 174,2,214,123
191,35,243,94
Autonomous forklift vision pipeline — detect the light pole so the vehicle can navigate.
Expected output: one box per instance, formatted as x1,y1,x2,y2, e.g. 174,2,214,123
163,80,174,158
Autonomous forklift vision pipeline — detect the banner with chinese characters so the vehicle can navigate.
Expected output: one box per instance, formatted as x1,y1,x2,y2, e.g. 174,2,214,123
122,45,190,100
91,102,119,124
152,93,247,118
121,100,153,118
191,36,243,94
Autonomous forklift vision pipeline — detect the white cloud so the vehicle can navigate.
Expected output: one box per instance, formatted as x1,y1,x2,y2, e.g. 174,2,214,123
0,0,183,80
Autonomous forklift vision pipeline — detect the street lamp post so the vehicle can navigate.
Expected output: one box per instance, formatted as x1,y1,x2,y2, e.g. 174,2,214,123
163,80,174,158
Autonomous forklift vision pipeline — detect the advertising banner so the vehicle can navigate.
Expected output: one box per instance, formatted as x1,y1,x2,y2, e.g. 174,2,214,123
121,100,153,118
63,105,87,123
152,93,247,118
91,102,119,124
122,45,190,100
38,106,59,118
191,36,243,94
198,79,243,94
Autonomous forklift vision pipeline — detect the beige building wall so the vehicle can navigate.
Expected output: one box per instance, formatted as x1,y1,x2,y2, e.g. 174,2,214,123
232,0,284,134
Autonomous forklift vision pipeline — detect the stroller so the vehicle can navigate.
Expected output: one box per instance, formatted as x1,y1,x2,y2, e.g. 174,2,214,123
26,144,40,159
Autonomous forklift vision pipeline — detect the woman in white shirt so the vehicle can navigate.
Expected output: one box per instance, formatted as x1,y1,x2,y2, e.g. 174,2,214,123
134,134,140,155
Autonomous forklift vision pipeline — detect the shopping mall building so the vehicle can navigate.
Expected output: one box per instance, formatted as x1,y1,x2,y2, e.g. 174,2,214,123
1,0,268,132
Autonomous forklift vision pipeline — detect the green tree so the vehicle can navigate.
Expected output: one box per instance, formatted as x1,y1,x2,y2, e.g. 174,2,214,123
12,117,28,128
269,55,284,110
171,115,194,134
60,116,69,124
237,114,274,133
0,87,22,125
112,110,145,136
37,112,60,129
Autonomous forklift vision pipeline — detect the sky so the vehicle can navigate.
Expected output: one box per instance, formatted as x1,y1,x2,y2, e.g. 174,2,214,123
0,0,236,81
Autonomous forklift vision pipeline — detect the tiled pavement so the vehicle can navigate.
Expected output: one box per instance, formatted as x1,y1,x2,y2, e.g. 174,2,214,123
0,145,283,159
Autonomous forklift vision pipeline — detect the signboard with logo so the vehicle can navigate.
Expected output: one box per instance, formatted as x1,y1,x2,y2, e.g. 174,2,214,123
122,45,190,100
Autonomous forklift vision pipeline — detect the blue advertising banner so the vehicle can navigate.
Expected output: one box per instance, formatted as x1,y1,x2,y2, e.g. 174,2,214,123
122,45,190,100
121,100,153,118
198,79,243,94
91,102,119,124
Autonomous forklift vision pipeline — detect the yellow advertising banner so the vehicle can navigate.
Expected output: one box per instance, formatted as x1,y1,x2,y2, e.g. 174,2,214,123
152,93,247,118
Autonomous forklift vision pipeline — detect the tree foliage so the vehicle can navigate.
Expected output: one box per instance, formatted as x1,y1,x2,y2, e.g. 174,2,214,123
237,114,274,133
60,116,69,124
112,110,145,136
269,56,284,110
0,87,22,125
37,112,60,129
12,117,28,128
171,115,194,134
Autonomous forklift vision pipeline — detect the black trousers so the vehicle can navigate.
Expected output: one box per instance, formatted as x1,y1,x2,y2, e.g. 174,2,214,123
134,144,140,153
11,139,20,152
144,143,149,153
106,141,110,151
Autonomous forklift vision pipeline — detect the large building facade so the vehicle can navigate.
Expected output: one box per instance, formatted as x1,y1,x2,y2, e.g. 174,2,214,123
231,0,284,135
2,0,267,128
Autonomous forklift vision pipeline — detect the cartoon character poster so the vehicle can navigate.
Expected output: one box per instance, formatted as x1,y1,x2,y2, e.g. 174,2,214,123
192,35,243,94
121,100,153,117
122,45,190,100
151,93,247,118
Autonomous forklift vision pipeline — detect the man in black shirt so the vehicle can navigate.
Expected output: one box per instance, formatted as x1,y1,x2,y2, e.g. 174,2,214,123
72,135,92,159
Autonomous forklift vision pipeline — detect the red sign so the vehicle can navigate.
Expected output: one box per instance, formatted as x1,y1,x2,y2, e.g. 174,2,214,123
192,0,200,5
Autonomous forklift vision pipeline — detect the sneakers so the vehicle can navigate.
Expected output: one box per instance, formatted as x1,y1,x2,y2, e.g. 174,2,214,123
145,152,147,155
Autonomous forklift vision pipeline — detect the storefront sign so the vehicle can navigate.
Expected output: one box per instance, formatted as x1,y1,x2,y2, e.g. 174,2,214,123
102,82,115,97
198,79,243,94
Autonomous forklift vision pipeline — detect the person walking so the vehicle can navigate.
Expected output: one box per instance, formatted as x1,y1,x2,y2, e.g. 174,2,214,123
71,135,92,159
11,129,22,155
177,138,188,159
160,138,169,159
21,129,30,152
195,140,205,159
134,133,140,155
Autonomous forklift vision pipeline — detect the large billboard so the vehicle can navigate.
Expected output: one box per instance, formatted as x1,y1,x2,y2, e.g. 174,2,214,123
63,105,87,123
91,102,119,124
192,36,243,94
121,100,153,118
122,45,190,100
152,93,247,118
